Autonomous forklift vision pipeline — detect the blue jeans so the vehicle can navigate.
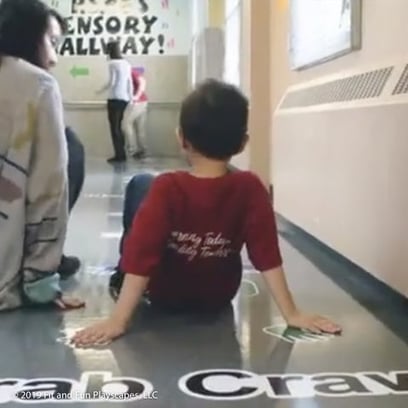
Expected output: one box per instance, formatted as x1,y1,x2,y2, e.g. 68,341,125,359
66,126,85,212
119,173,156,257
110,173,155,295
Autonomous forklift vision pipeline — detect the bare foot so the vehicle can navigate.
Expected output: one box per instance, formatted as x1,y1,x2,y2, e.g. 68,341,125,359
54,296,85,310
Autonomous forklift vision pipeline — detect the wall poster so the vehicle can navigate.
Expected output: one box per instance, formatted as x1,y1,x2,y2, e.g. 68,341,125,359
289,0,362,70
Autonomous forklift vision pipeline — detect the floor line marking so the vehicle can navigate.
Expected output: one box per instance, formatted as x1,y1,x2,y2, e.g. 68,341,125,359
108,212,123,217
101,232,121,239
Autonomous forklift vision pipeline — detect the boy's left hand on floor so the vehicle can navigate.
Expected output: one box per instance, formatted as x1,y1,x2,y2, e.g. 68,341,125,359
286,311,342,334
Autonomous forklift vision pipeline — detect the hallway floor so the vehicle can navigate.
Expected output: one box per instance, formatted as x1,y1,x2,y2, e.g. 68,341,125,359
0,158,407,407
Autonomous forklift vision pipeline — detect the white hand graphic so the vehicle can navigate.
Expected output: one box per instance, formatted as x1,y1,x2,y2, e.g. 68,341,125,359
241,279,259,298
263,324,336,344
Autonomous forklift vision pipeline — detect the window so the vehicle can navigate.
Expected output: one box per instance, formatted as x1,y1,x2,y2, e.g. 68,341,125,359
190,0,209,87
224,0,241,86
192,0,208,37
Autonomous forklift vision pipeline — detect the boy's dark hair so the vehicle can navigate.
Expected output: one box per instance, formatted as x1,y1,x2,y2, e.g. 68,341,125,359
106,41,122,60
0,0,60,67
179,79,248,160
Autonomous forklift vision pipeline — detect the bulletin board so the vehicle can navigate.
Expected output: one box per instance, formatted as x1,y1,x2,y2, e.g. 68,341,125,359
42,0,73,17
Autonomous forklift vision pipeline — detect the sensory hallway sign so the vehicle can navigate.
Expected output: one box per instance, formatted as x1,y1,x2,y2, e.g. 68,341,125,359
0,370,407,403
57,0,191,56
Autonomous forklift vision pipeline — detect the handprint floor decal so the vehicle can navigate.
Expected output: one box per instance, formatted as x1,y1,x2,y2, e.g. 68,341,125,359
263,324,338,344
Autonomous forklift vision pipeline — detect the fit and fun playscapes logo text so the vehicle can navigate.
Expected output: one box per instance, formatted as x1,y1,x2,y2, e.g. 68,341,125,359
0,370,407,403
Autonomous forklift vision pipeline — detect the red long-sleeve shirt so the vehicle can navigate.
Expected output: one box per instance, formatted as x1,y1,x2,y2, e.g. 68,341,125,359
121,170,282,310
131,69,147,103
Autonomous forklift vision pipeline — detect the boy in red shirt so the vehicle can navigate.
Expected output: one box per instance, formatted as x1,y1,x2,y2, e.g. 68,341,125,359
72,80,341,346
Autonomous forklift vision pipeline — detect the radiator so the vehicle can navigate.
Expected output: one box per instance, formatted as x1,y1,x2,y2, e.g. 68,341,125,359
273,59,408,297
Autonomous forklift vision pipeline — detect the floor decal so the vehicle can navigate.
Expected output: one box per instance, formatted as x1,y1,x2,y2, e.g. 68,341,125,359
263,324,337,344
100,232,121,239
241,279,260,298
178,369,408,400
0,372,156,404
85,265,114,276
84,193,124,199
107,212,123,218
1,370,406,403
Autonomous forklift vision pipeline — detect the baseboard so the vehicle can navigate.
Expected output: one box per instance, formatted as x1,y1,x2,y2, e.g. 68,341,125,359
276,213,408,343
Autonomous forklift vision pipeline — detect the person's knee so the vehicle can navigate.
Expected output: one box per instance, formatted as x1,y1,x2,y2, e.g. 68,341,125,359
126,173,155,196
123,173,155,227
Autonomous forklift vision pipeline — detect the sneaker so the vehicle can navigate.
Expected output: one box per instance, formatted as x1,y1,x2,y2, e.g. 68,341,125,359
58,256,81,280
132,150,146,160
107,156,126,164
109,268,152,304
109,268,124,300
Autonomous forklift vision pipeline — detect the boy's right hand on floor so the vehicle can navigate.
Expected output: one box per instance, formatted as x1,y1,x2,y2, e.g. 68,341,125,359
286,311,342,334
70,319,126,347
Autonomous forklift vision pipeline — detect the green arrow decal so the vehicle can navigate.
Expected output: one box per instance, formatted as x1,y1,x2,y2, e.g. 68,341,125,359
70,65,90,78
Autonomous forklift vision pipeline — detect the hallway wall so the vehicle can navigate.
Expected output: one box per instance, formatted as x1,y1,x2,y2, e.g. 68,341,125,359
232,0,251,171
225,0,250,171
231,0,270,180
208,0,225,27
270,0,408,112
270,0,408,296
